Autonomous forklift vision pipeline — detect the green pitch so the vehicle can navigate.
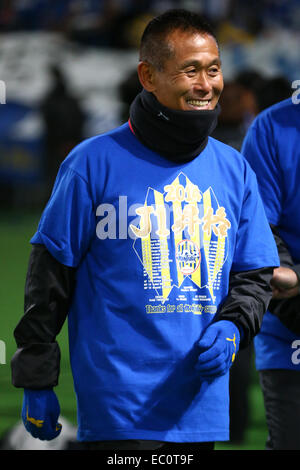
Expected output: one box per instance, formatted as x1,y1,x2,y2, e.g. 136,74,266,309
0,209,267,450
0,210,77,439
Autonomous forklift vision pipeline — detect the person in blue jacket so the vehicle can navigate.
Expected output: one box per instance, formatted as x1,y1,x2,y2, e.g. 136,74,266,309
11,9,279,451
242,97,300,450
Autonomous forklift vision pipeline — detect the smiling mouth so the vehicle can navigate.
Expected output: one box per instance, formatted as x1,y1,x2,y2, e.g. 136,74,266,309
186,99,211,109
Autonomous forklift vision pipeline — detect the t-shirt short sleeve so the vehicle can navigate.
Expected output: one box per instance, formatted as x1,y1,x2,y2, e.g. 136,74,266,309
231,161,279,271
31,165,95,267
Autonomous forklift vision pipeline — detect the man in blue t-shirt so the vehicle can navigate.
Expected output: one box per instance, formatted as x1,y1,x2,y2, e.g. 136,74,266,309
11,9,279,451
242,97,300,450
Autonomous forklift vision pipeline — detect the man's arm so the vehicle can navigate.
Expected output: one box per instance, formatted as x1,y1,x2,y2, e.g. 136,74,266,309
271,267,299,299
270,224,300,298
11,244,76,389
216,266,275,348
267,225,300,335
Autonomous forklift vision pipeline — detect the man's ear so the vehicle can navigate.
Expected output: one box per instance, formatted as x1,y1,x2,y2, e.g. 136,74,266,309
137,61,157,92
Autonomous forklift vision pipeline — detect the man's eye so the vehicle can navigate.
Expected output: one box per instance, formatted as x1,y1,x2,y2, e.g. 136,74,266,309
185,69,196,76
208,67,219,75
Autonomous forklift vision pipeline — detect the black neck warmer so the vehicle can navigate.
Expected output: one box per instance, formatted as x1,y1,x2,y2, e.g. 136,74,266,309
129,89,220,163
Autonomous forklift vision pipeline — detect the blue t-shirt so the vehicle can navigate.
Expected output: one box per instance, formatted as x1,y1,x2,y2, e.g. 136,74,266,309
31,123,279,442
242,98,300,371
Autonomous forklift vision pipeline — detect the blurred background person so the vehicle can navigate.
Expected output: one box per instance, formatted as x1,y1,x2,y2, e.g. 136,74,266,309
40,65,85,201
118,69,142,123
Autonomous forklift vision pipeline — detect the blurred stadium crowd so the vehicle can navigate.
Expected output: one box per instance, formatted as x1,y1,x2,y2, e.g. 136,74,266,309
0,0,299,45
0,0,299,210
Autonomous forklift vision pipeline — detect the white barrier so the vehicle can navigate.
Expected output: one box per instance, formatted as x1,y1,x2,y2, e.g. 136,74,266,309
0,340,6,365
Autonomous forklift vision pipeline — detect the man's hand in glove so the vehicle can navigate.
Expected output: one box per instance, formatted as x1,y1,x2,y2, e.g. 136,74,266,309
22,389,62,440
196,320,241,378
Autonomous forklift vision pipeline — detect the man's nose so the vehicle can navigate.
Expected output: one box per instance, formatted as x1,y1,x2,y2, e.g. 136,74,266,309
194,72,211,93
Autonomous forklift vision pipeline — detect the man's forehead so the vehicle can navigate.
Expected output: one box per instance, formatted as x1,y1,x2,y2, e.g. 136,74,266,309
165,29,220,64
166,29,219,56
167,28,218,45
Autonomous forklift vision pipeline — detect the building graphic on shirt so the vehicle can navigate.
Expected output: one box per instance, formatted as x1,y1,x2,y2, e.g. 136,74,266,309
131,172,231,304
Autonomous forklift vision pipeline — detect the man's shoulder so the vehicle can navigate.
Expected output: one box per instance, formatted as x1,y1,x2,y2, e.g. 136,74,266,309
208,135,240,152
207,136,259,183
251,97,296,132
208,136,246,163
61,123,131,171
71,123,130,154
262,97,295,117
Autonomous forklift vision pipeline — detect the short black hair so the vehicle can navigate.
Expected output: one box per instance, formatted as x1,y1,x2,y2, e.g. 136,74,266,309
139,9,218,71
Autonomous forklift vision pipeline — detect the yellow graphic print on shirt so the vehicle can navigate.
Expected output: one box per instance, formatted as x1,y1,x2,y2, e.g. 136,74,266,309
131,172,231,307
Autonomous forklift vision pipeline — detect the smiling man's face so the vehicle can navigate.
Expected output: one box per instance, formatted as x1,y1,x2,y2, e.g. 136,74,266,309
140,29,224,111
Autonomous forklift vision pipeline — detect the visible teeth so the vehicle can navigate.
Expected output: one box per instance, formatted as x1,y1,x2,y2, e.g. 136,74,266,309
188,100,209,106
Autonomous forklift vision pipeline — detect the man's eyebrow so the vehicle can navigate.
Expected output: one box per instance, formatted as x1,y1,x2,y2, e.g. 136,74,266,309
181,58,222,68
